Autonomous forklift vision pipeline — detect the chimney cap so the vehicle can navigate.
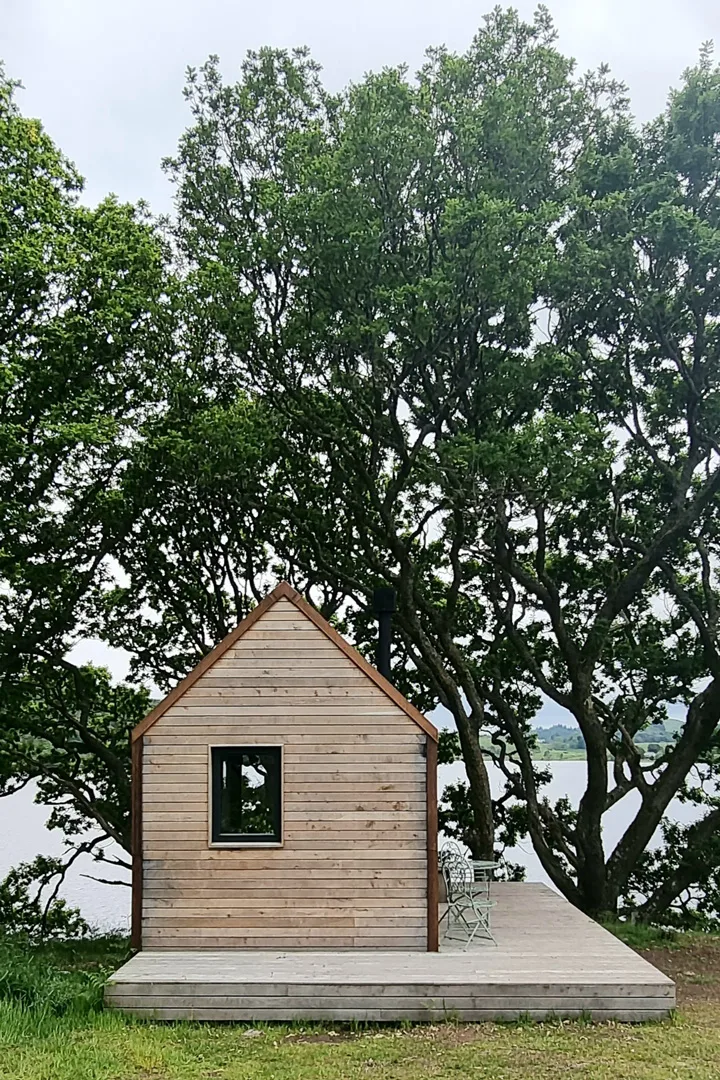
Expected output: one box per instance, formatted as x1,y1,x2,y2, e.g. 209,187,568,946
372,586,396,614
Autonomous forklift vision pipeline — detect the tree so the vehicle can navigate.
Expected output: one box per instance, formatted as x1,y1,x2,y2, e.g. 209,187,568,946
536,44,720,918
0,662,150,867
154,14,720,918
155,8,620,860
100,390,344,691
5,11,712,927
0,856,90,941
0,68,173,894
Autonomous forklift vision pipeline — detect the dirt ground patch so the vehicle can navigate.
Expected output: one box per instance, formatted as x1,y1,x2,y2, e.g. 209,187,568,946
639,941,720,1004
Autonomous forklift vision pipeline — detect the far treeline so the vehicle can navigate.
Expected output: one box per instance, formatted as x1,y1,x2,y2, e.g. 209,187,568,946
528,721,682,760
1,7,719,936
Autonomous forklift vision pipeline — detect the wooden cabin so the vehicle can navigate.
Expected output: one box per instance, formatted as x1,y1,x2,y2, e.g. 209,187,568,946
131,582,439,952
114,583,675,1021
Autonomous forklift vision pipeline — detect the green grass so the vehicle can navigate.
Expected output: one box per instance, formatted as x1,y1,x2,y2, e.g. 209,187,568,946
1,1005,719,1080
0,935,719,1079
603,920,720,951
0,936,129,1018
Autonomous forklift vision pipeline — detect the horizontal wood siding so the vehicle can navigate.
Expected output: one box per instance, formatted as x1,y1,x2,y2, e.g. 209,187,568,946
142,598,427,949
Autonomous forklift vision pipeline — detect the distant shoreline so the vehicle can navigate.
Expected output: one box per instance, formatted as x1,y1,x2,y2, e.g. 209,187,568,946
477,746,671,763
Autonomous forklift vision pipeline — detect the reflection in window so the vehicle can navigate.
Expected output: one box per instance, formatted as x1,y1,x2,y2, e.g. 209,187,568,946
211,746,282,843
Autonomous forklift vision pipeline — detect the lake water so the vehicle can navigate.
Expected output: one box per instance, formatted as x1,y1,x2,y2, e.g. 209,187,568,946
0,761,705,930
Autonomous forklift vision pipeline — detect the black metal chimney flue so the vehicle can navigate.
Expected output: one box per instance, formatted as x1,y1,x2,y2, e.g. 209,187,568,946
372,587,396,681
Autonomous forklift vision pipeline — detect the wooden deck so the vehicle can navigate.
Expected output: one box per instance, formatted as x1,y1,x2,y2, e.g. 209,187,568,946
105,883,674,1022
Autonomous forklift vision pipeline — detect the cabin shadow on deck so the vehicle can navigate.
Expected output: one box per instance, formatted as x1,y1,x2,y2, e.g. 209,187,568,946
106,883,675,1023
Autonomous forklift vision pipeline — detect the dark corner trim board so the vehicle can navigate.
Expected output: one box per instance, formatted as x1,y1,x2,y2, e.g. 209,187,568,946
426,734,439,951
131,736,143,952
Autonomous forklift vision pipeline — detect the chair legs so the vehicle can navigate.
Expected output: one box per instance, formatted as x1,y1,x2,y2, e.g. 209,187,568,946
438,847,498,949
444,899,497,949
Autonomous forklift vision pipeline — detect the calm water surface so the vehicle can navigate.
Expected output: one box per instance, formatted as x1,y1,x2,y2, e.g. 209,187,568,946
0,761,704,930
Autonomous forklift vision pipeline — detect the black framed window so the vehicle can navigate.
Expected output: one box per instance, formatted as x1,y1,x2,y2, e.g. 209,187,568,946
211,746,282,844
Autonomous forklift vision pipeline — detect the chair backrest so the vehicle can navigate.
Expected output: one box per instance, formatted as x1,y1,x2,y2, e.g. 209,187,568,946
439,849,472,898
439,839,464,858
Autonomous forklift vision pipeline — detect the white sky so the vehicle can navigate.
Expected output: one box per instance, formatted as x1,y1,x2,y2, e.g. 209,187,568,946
3,0,715,719
3,0,718,212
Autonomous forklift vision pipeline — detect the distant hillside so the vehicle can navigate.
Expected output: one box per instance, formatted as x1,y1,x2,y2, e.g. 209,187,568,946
525,720,680,760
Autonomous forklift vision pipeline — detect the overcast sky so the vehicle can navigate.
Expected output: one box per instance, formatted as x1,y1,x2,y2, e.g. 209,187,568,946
2,0,717,702
3,0,719,213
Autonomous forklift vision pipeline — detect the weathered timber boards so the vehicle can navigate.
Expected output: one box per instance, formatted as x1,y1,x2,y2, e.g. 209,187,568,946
146,755,422,766
176,688,392,700
143,846,427,855
185,677,375,687
204,667,375,678
141,594,430,951
106,885,677,1010
111,885,674,1021
143,925,427,936
131,736,142,951
143,812,426,823
142,908,428,918
107,979,672,998
142,896,427,905
143,801,427,812
103,1007,673,1023
142,842,427,852
152,713,412,723
144,790,427,799
146,730,424,739
145,734,424,745
142,856,426,867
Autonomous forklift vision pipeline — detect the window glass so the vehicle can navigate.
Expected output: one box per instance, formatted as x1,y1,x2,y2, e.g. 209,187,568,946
211,746,282,843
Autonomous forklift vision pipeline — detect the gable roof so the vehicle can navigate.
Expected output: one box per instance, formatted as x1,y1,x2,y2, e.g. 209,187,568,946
132,581,438,742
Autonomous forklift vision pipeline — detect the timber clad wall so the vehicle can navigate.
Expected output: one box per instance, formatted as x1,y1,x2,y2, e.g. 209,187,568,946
142,598,428,949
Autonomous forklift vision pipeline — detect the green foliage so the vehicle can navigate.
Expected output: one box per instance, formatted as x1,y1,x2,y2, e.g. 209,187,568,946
625,746,720,929
0,858,88,942
0,664,151,853
153,16,720,918
1,15,720,934
0,66,174,909
534,726,586,752
0,936,127,1017
601,918,720,950
438,730,461,766
0,64,173,670
100,395,284,689
118,6,618,862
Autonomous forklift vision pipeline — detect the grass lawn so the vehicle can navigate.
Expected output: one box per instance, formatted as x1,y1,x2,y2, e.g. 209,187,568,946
1,929,719,1080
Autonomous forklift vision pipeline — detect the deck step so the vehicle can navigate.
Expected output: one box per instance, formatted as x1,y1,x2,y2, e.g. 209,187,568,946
105,883,675,1023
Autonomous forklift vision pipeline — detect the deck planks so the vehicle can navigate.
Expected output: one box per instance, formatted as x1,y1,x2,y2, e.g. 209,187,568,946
107,883,674,1022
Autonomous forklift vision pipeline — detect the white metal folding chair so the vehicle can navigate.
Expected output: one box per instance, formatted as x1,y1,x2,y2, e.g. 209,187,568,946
439,847,496,948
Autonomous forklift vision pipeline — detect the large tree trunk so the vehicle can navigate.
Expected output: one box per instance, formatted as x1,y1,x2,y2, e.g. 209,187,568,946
568,692,613,916
455,711,494,858
394,600,495,858
604,681,720,915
